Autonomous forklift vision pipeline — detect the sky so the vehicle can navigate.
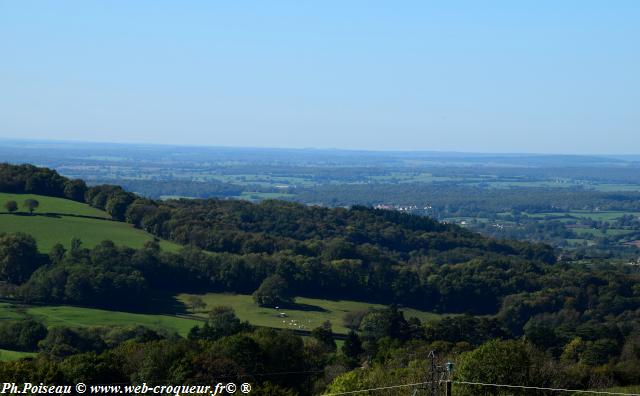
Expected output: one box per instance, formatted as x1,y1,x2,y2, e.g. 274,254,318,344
0,1,638,154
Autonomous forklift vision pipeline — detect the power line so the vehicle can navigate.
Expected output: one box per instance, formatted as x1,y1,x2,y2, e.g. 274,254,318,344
453,381,640,395
321,380,640,396
321,381,432,395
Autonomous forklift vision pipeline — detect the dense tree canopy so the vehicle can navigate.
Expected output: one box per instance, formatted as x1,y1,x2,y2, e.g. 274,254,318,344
0,233,43,284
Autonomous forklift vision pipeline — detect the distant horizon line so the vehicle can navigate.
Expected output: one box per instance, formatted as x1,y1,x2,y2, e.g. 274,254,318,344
1,135,639,158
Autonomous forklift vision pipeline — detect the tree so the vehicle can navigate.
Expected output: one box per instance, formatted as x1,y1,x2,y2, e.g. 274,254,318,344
253,275,293,307
3,200,17,213
186,295,207,312
0,319,48,351
105,193,135,221
454,339,531,395
188,306,251,341
343,310,369,330
38,327,106,358
359,306,412,343
311,320,337,352
23,199,39,214
48,243,66,265
342,330,364,361
63,179,87,202
0,233,42,284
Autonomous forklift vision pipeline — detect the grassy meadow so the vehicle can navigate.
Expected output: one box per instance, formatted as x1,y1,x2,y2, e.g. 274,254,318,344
0,303,199,337
178,293,445,335
0,349,36,362
0,192,109,217
0,192,181,252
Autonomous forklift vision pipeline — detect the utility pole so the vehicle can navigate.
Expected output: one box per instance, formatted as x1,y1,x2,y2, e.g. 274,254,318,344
413,351,454,396
444,379,452,396
428,350,438,396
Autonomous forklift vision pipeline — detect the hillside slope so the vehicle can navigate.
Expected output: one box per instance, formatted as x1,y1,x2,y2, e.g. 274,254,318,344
0,192,180,252
0,163,557,315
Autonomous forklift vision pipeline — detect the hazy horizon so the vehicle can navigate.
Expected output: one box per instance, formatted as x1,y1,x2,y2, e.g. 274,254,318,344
2,1,638,154
2,136,640,158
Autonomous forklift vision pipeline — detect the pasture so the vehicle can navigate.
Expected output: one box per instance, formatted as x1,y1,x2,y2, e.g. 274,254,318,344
0,192,108,218
0,193,181,252
0,303,199,337
178,293,444,335
0,349,36,362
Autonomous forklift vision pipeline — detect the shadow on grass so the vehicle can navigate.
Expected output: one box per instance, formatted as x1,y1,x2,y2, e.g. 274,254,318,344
283,302,328,313
0,212,111,221
140,292,190,315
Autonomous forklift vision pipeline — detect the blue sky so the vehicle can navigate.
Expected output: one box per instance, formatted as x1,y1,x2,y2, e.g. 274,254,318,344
1,1,638,153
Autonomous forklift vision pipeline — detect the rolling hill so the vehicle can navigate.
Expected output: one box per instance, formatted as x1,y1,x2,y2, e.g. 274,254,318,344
0,192,180,252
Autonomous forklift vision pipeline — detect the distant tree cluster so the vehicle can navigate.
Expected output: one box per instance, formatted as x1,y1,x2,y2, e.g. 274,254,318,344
293,183,640,215
107,179,244,199
3,199,40,214
0,163,86,201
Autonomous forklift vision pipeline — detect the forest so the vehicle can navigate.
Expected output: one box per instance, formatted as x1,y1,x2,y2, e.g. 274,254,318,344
1,163,640,394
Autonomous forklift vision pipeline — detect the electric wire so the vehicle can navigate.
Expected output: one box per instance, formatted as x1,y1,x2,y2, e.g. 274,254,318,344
321,380,640,396
321,380,432,395
453,381,640,395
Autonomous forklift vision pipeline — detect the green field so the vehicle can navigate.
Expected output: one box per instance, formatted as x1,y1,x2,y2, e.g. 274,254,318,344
0,349,36,361
0,302,27,320
237,191,296,201
574,228,634,238
0,193,108,218
0,303,199,337
526,210,640,221
0,292,445,361
178,293,444,335
0,193,181,252
1,291,446,347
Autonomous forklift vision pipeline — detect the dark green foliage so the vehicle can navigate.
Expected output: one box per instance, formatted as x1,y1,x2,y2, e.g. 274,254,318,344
4,200,18,212
253,275,293,307
342,330,364,361
188,306,251,341
0,319,48,352
311,321,336,352
48,243,66,264
454,340,532,395
62,179,88,201
0,232,43,284
20,240,148,308
343,309,368,330
0,163,69,198
22,198,39,214
424,315,508,346
359,306,417,343
38,327,107,359
581,339,620,366
85,185,135,220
